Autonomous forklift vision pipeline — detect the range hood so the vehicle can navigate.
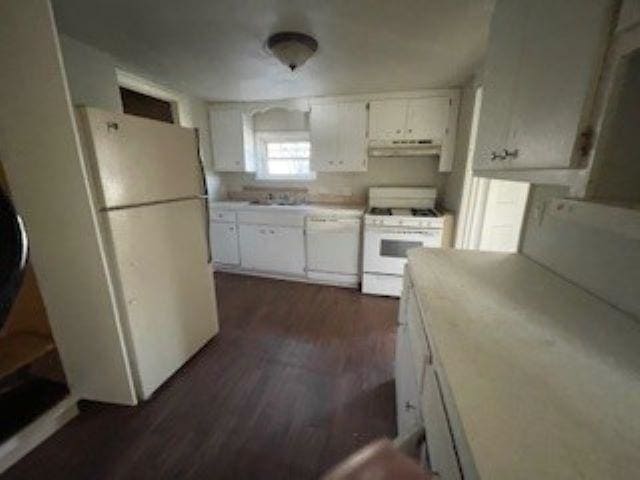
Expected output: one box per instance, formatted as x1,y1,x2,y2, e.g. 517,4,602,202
368,139,441,157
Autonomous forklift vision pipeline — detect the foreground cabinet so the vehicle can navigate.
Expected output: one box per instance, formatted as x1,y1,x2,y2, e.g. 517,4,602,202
396,271,469,480
474,0,615,173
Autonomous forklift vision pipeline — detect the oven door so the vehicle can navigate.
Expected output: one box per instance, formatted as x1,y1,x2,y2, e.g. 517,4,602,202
363,227,441,275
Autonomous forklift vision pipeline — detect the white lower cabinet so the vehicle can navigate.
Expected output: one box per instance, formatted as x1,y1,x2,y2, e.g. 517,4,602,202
210,222,239,265
238,224,305,276
395,320,422,437
396,271,464,479
422,367,461,480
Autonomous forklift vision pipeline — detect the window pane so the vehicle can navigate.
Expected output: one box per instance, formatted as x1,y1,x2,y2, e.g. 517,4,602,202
267,142,310,159
265,141,311,177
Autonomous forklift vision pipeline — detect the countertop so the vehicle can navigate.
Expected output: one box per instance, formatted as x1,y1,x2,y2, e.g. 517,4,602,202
209,200,366,216
407,249,640,479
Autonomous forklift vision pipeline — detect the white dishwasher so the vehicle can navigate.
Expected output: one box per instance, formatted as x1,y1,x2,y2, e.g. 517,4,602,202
305,215,362,287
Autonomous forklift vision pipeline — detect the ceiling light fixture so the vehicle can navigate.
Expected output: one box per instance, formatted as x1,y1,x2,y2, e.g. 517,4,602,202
266,32,318,72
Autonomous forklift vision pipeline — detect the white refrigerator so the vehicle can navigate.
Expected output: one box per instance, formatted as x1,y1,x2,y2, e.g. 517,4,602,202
76,107,219,402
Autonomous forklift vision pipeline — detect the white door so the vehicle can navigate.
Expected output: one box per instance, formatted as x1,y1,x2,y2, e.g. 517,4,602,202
405,97,451,141
239,224,305,275
104,198,219,400
210,109,245,172
369,99,408,140
78,107,203,208
210,222,239,265
479,179,530,252
310,103,339,171
337,102,368,171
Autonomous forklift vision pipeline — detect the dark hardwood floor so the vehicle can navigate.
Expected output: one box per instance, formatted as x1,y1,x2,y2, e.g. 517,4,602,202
2,272,398,480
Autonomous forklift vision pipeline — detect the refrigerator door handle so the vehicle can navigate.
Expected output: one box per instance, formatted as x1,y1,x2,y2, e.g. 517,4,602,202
194,128,212,264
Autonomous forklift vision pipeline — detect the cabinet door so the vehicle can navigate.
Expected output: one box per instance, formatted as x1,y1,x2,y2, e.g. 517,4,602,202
369,99,408,140
210,222,239,265
310,103,339,171
239,224,305,275
473,0,527,171
238,224,263,270
337,102,368,171
507,0,613,170
422,368,462,480
269,226,305,275
395,322,422,437
405,97,451,141
210,109,245,172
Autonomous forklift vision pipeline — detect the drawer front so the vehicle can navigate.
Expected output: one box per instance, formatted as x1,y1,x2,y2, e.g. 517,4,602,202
210,209,236,223
237,210,305,227
422,367,462,480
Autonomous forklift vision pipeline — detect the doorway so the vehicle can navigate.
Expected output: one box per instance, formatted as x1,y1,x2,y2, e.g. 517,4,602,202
119,87,175,124
455,87,530,252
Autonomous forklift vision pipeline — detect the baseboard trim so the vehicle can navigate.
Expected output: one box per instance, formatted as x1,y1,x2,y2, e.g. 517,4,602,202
214,265,359,289
0,395,78,474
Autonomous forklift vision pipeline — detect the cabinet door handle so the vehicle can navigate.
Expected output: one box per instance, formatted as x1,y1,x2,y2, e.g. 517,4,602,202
503,148,519,158
404,401,417,411
269,229,275,234
229,226,235,232
490,151,506,161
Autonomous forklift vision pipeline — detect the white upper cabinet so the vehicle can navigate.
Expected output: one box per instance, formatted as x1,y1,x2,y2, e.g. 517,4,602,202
474,0,615,172
338,102,368,171
406,97,451,141
210,108,255,172
369,99,408,139
369,97,451,141
310,101,367,172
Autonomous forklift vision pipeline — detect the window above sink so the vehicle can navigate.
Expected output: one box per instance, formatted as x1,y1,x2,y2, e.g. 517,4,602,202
255,131,316,181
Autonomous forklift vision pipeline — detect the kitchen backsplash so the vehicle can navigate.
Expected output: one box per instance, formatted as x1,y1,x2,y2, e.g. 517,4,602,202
226,186,361,205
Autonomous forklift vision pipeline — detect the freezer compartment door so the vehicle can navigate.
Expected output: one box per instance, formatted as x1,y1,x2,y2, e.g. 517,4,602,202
104,198,218,399
78,107,204,208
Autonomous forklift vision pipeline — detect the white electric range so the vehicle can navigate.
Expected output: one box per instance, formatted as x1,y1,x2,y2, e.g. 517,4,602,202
362,187,444,297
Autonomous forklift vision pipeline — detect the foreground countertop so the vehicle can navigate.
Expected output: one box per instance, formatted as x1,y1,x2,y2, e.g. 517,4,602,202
209,200,365,216
407,249,640,479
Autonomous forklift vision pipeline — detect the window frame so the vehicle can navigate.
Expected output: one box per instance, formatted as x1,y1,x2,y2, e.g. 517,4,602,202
254,131,316,181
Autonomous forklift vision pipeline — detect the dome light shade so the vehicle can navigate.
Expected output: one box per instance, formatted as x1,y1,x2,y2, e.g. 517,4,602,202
267,32,318,71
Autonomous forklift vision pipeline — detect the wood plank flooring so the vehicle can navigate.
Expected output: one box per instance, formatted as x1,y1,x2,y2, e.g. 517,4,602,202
2,272,398,480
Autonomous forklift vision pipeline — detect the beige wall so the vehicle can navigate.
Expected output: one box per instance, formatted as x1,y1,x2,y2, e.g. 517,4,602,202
520,185,640,319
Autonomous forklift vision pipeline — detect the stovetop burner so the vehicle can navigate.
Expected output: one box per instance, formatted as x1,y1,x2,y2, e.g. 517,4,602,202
368,207,440,217
369,207,392,216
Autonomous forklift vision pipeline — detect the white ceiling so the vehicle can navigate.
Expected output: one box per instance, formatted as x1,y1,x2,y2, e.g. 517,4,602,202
52,0,494,102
